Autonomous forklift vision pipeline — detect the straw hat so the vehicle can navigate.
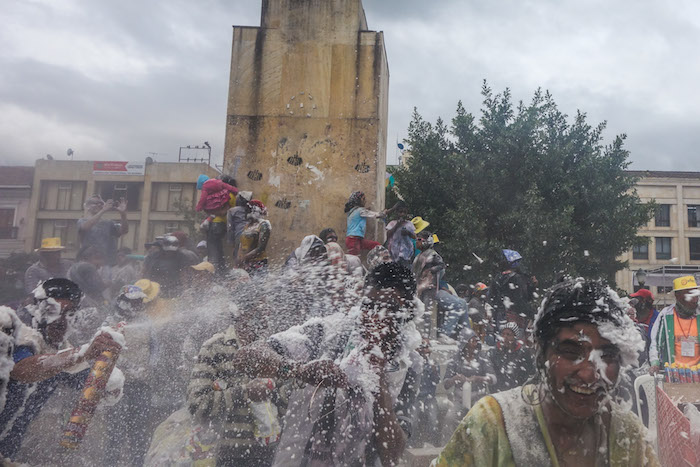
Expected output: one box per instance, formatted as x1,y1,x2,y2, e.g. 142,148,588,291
35,237,66,252
411,216,430,234
133,279,161,303
191,262,215,274
673,275,698,292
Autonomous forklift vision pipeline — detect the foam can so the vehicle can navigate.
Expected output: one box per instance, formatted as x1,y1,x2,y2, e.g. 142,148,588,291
60,345,121,449
664,362,672,383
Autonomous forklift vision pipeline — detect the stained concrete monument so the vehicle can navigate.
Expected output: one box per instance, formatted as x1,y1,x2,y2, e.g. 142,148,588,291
223,0,389,259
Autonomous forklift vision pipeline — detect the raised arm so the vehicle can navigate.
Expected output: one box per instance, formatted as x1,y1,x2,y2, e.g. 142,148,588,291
11,332,121,383
79,199,113,232
373,373,407,466
116,198,129,236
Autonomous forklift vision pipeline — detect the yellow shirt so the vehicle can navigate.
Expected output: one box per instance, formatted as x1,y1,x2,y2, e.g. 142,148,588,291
434,385,659,467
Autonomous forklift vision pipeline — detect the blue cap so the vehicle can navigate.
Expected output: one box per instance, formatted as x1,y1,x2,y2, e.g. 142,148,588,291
502,249,522,263
196,174,209,190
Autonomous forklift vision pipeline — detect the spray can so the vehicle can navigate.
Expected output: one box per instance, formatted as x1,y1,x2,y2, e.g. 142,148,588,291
693,365,700,383
679,364,687,383
684,365,692,384
671,363,680,383
60,343,121,449
664,362,672,383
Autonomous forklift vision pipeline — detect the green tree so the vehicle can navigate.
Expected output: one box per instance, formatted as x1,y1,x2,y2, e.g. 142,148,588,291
393,82,654,286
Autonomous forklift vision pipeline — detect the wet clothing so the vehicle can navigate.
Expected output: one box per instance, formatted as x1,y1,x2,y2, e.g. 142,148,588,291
345,207,384,239
434,385,659,467
386,219,416,264
188,326,281,465
77,218,122,265
206,218,228,274
490,342,533,392
23,259,73,293
226,206,248,245
0,345,88,459
649,304,700,367
345,236,381,256
268,311,421,466
413,248,445,301
238,220,271,273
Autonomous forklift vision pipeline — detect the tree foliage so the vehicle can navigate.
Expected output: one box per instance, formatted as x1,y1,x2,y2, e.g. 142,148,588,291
393,82,654,287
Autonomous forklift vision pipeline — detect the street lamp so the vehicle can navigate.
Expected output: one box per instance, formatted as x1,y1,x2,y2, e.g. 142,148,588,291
635,268,647,288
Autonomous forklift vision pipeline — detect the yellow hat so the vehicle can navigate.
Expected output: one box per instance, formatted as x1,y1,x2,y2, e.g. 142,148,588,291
35,237,66,252
191,261,215,274
432,234,440,244
133,279,161,303
411,216,430,234
673,275,698,292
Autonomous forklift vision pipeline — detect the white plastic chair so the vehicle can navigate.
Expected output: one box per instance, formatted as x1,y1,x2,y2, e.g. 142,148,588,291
634,374,658,451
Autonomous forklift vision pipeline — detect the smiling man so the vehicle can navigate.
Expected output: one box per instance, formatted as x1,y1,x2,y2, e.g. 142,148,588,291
435,278,659,467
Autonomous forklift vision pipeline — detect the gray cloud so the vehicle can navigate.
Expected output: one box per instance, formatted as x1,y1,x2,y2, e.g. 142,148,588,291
1,0,698,170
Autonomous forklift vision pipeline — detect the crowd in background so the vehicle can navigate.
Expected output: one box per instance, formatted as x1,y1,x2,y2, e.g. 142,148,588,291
0,172,688,466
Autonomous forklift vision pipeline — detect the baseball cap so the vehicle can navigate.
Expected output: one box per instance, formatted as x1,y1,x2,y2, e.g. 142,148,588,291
630,289,654,300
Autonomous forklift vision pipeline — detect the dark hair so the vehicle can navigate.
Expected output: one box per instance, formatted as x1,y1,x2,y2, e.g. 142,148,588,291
417,230,432,240
319,228,337,243
534,278,625,368
220,175,237,187
39,278,82,304
455,283,471,295
344,191,364,213
364,262,416,299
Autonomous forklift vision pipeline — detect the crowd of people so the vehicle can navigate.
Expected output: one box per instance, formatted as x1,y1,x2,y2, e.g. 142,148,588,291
0,175,689,466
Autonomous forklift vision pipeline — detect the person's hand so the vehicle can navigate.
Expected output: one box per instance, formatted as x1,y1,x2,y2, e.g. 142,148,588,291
297,360,347,388
452,374,468,386
246,378,274,402
102,199,114,212
83,332,122,361
649,365,660,375
115,198,128,213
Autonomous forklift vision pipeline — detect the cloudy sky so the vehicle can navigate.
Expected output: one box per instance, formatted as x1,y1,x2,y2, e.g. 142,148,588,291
1,0,699,170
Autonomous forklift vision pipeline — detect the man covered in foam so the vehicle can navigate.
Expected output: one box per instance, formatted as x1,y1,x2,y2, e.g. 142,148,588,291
232,262,423,466
0,278,123,461
435,277,659,466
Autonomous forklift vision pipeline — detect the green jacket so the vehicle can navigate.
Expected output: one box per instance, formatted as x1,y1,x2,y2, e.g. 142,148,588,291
651,306,700,366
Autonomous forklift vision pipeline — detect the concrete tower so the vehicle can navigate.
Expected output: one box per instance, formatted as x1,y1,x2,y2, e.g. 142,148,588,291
223,0,389,259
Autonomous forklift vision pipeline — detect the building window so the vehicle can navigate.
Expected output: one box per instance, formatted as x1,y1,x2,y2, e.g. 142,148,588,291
655,237,672,260
35,219,79,250
150,183,196,212
95,182,142,211
690,238,700,261
0,208,16,239
632,242,648,260
657,286,673,294
39,181,86,211
655,204,671,227
689,205,700,228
